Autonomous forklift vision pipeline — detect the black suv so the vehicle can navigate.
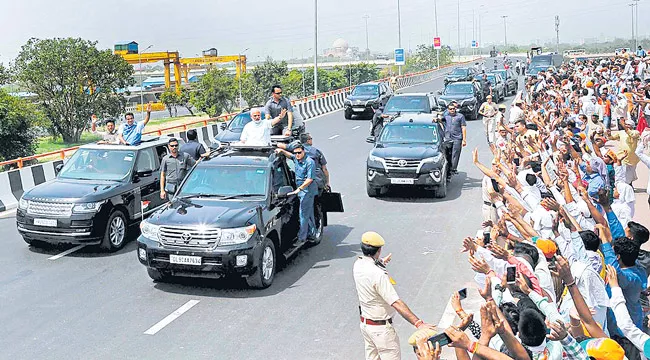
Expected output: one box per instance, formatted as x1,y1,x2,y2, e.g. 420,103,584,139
136,145,334,288
437,81,484,120
215,109,306,143
381,92,442,116
474,73,506,103
344,81,392,120
492,69,519,95
365,114,448,198
444,67,478,86
16,137,173,250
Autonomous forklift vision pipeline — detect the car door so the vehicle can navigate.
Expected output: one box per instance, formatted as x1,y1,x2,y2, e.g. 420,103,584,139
274,159,299,249
134,147,162,216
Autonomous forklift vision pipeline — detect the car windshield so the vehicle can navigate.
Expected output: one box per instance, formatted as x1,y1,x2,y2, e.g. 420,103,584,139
474,74,496,83
228,112,267,130
384,96,430,113
379,124,439,144
530,57,551,66
178,165,268,198
450,68,468,76
58,149,135,181
444,83,473,95
351,85,379,97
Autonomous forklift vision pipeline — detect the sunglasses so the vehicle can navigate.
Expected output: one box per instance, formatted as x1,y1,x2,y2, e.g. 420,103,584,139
274,92,283,95
293,151,303,154
448,107,456,110
169,144,179,148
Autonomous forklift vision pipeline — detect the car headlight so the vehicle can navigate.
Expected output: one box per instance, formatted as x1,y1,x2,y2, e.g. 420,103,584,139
219,224,257,246
19,197,29,210
344,100,351,105
72,201,105,213
421,153,444,164
140,220,160,241
368,153,385,165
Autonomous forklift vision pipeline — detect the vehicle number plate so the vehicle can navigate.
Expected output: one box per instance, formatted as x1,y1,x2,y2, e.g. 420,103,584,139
34,218,57,227
390,178,414,185
352,108,365,112
169,255,202,265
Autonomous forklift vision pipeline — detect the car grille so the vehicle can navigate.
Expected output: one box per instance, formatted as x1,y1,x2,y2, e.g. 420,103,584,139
384,158,420,170
386,171,418,179
27,201,73,217
159,226,221,248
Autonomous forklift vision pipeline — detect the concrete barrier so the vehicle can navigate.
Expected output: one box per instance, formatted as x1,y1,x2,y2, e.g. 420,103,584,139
0,61,477,212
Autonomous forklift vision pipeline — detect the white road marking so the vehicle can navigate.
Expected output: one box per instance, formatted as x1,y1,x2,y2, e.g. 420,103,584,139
48,245,85,261
328,134,340,140
352,125,360,130
144,300,200,335
303,109,343,122
0,209,17,219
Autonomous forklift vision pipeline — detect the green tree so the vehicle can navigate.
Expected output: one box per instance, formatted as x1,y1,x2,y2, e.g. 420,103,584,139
0,89,44,163
12,38,134,143
159,89,180,117
190,68,236,117
406,45,455,72
240,72,266,107
178,88,195,116
0,64,10,85
281,70,305,98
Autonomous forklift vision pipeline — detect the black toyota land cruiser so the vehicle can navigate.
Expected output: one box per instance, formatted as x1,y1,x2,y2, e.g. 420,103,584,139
365,114,448,198
136,144,334,288
16,137,173,251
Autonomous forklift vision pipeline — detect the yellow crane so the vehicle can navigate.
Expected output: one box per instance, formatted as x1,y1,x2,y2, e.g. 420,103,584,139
180,54,247,83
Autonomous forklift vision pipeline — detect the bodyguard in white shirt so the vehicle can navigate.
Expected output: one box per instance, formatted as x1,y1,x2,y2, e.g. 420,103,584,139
240,107,286,146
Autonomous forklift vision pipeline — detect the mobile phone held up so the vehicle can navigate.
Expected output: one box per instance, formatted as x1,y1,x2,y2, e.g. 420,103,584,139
458,288,467,300
483,232,491,246
428,332,452,347
490,178,500,193
506,265,517,284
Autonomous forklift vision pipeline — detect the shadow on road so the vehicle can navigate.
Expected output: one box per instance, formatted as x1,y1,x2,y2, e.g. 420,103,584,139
375,172,482,203
150,224,355,297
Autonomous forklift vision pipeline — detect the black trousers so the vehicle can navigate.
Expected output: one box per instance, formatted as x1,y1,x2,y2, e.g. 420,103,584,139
444,139,463,173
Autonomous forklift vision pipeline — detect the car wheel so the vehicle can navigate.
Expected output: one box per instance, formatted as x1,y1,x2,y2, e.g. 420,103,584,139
433,167,448,198
147,268,171,282
308,202,324,246
344,109,352,120
246,238,276,289
100,209,128,251
366,182,381,197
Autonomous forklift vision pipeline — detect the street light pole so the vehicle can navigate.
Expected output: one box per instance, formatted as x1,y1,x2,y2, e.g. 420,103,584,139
434,0,440,69
629,3,635,44
363,15,370,61
632,0,640,49
555,15,560,54
397,0,402,75
501,15,508,49
139,44,153,119
457,0,461,61
238,48,249,110
302,48,311,97
313,0,319,95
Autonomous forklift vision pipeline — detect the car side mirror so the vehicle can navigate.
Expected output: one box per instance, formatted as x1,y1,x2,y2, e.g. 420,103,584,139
366,136,376,144
219,122,227,130
436,90,442,95
277,185,293,199
135,169,154,178
55,163,64,174
381,91,386,96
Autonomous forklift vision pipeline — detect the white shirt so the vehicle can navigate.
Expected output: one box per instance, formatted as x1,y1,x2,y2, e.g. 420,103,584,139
508,106,524,125
240,119,273,146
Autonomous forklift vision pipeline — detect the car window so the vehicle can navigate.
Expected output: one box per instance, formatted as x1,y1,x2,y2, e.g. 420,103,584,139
155,145,168,164
58,149,135,181
135,147,158,172
271,162,290,193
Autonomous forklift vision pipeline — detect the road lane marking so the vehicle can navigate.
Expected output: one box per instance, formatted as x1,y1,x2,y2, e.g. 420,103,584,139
352,126,360,130
48,245,85,260
144,300,200,335
328,134,340,140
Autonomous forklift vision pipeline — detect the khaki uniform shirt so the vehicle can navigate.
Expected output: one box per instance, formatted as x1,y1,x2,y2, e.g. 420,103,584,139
353,256,399,321
479,102,499,118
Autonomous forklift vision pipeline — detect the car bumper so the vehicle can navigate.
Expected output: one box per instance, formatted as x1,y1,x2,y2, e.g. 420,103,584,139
137,236,264,279
366,166,445,187
457,103,477,115
344,104,374,114
16,210,104,244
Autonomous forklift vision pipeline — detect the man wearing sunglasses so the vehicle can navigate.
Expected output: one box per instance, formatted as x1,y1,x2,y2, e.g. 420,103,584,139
276,144,318,244
264,85,294,136
160,138,196,199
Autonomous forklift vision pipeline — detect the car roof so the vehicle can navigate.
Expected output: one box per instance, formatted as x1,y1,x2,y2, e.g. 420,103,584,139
80,136,170,151
204,146,276,167
358,81,383,86
389,113,439,125
391,92,432,97
447,81,474,85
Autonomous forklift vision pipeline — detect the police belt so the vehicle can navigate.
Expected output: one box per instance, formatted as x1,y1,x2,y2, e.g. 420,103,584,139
483,201,496,208
360,316,393,326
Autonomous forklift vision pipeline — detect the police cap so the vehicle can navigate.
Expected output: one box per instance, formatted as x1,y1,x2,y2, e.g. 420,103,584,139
361,231,385,247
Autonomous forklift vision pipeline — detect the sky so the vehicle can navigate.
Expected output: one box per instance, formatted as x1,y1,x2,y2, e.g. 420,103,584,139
0,0,647,64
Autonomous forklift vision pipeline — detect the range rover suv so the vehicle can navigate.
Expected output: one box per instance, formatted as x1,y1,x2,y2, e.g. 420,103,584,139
344,81,392,120
365,114,448,198
16,137,173,250
136,145,339,288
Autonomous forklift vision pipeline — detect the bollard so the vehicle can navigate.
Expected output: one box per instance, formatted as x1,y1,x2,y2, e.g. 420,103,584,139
17,158,23,168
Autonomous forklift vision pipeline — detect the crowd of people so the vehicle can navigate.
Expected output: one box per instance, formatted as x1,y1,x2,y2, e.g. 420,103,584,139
413,52,650,359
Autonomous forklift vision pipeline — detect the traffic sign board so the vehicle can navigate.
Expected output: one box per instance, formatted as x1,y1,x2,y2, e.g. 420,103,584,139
394,48,405,66
433,37,441,49
471,40,477,48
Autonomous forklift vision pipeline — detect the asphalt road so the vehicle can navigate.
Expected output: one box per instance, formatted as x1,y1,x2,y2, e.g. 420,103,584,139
0,57,521,360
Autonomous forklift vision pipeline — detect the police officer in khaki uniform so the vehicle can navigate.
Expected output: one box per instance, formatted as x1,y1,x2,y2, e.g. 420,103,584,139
353,232,434,360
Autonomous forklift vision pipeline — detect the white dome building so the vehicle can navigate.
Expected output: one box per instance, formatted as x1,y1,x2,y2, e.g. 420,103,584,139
324,38,358,58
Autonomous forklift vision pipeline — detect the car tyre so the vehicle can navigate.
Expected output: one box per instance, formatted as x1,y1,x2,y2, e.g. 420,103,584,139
147,268,171,282
100,209,128,251
308,202,324,246
246,238,276,289
344,109,352,120
366,182,381,197
434,168,448,198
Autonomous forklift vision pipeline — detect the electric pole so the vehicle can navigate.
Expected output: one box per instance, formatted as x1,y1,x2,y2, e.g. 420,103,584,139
501,15,508,49
629,3,635,45
632,0,640,49
397,0,403,75
434,0,440,68
457,0,461,61
363,15,370,61
313,0,318,95
555,15,560,54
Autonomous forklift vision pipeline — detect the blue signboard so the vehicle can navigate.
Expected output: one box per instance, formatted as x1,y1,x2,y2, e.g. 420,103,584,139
394,48,405,65
471,40,477,48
